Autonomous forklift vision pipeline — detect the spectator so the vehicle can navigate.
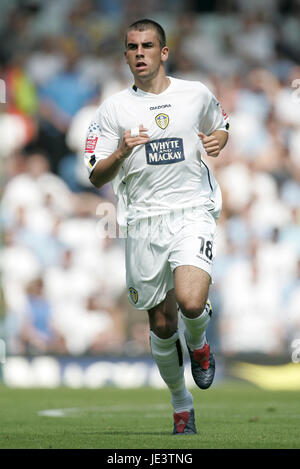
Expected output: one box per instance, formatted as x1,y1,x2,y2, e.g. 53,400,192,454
219,247,285,355
19,277,67,354
37,40,99,172
50,291,126,356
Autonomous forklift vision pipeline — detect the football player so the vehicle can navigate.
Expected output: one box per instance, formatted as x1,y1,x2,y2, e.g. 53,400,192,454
84,19,229,435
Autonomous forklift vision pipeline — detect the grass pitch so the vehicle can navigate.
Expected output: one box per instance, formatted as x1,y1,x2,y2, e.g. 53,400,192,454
0,381,299,449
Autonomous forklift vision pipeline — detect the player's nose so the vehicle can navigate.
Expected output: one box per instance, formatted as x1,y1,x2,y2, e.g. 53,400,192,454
136,45,144,56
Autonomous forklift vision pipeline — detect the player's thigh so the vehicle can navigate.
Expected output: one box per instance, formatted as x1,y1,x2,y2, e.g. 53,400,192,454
125,218,173,311
147,288,178,339
169,209,216,317
174,265,210,317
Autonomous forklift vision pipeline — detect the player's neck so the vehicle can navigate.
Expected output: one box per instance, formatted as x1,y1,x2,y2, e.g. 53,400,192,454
134,72,170,95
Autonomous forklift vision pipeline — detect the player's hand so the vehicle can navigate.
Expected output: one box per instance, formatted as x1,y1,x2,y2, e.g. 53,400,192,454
198,132,220,157
118,124,150,159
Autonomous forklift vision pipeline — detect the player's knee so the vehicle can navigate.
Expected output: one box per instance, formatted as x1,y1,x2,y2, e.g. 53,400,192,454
153,322,177,339
148,299,178,338
150,315,177,339
178,296,207,319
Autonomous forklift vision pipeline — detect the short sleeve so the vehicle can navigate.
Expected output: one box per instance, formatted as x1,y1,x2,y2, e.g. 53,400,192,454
83,100,120,177
199,90,229,136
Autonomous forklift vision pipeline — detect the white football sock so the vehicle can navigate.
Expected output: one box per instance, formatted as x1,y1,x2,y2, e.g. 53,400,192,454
180,301,211,351
150,330,193,413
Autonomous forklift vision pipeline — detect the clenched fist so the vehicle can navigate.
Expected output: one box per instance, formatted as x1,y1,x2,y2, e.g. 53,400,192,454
198,132,220,157
118,124,150,159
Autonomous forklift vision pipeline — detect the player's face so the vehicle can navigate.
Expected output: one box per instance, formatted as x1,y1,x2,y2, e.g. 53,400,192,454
125,29,168,82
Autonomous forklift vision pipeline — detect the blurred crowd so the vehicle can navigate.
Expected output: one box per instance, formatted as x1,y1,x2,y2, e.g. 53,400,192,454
0,0,300,358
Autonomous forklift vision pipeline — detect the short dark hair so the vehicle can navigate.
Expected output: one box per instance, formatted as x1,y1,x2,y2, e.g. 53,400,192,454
125,19,166,49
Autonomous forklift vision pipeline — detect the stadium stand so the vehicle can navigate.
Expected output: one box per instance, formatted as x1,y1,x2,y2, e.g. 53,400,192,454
0,0,300,364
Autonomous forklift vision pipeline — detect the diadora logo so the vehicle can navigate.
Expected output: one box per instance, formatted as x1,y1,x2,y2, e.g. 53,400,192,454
149,104,171,110
145,138,185,165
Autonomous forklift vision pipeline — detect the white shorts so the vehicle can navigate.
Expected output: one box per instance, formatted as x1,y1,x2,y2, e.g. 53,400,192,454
125,207,217,310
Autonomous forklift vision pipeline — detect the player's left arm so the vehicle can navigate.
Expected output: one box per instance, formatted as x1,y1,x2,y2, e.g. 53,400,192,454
198,130,228,158
198,87,229,157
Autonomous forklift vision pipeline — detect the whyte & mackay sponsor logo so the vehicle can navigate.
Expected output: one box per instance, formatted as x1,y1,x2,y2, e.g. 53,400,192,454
145,138,185,165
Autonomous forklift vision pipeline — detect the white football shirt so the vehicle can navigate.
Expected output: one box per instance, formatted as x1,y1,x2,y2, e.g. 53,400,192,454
84,76,229,226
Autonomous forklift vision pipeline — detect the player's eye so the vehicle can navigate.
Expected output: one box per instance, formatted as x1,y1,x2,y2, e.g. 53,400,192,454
127,44,137,50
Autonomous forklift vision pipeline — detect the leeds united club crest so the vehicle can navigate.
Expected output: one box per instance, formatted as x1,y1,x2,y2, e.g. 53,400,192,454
155,113,169,130
129,287,138,304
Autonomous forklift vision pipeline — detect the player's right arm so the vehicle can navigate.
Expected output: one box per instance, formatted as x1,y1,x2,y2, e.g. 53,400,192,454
83,99,149,189
89,126,149,188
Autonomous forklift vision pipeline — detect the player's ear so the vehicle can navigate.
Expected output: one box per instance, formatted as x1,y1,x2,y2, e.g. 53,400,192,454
124,50,128,63
161,46,169,63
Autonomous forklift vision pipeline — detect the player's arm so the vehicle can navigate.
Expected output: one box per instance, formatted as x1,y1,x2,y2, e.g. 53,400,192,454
90,126,149,188
198,87,229,158
198,130,228,158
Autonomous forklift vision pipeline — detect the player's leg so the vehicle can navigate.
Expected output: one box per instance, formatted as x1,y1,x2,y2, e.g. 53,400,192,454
125,216,196,433
174,265,215,390
169,206,217,390
148,289,196,435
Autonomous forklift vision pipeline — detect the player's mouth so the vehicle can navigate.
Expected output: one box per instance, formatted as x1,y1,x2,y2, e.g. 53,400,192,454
136,61,147,70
